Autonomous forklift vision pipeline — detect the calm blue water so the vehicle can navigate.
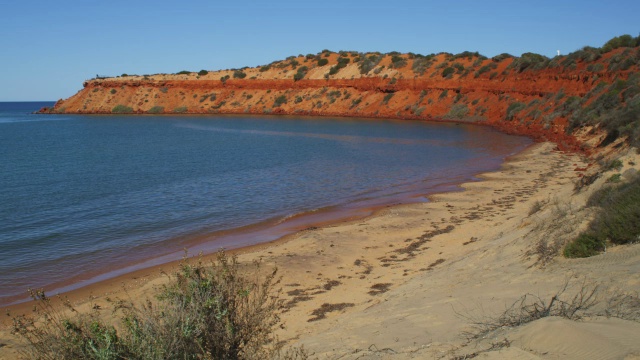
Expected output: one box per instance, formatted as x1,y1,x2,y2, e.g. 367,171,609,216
0,102,531,304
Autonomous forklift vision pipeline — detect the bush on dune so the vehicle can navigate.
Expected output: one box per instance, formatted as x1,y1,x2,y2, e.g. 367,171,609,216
565,174,640,258
10,252,305,359
112,105,133,114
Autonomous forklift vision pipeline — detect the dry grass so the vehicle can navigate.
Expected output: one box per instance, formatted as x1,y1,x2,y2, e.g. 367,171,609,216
457,279,600,341
526,197,590,265
604,290,640,321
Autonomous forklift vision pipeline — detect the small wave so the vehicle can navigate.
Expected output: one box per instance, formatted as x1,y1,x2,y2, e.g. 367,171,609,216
274,207,323,225
177,122,451,147
0,116,73,124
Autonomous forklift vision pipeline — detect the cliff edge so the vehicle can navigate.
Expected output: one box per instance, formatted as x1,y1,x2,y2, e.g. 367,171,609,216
41,36,640,151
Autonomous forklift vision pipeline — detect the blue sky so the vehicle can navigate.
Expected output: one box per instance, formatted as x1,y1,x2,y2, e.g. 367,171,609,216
0,0,638,101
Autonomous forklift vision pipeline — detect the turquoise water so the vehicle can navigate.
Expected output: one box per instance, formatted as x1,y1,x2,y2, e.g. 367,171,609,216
0,102,531,305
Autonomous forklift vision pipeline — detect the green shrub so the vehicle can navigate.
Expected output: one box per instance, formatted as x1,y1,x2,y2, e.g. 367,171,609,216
390,54,407,69
568,75,640,147
566,175,640,258
293,66,308,81
198,69,209,76
607,174,622,183
606,159,624,171
359,54,384,74
11,252,295,360
413,106,426,116
442,67,455,78
506,101,526,120
273,95,287,107
337,57,350,66
177,70,191,75
200,93,216,103
112,105,133,113
382,93,395,104
564,233,605,258
602,34,638,53
327,57,350,76
492,53,514,62
173,106,188,113
148,106,165,114
160,87,168,93
317,58,329,66
326,90,341,98
447,104,469,118
452,51,482,61
412,55,435,75
211,101,226,109
508,52,549,72
259,65,271,72
475,65,493,78
110,89,117,94
589,176,640,244
233,70,247,79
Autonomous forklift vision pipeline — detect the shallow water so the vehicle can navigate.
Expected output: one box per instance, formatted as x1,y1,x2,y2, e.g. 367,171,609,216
0,102,531,304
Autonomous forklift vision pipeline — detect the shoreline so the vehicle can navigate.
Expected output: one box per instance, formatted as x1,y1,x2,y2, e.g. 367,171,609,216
0,118,531,308
0,137,533,313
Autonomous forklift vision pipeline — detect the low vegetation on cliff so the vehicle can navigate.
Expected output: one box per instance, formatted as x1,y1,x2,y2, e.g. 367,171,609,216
45,35,639,149
40,34,640,261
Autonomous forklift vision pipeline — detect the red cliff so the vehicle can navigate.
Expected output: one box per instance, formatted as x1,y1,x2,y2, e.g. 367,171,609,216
41,42,640,152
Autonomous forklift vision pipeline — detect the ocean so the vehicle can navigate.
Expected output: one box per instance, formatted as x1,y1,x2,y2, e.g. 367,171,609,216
0,102,532,305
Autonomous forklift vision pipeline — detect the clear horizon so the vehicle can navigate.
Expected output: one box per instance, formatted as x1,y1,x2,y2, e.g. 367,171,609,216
1,0,638,101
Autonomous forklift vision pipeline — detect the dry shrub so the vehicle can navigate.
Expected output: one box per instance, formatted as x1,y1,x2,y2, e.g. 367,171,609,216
458,279,600,340
604,290,640,321
531,238,564,265
526,198,587,265
454,280,640,359
528,200,544,216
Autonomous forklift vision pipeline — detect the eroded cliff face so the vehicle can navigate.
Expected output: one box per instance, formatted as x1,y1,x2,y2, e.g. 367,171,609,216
41,47,640,151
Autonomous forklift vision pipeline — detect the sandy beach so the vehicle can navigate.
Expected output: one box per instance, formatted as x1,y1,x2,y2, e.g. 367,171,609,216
2,141,640,359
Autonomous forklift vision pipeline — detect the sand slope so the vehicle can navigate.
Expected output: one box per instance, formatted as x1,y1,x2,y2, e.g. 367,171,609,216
254,143,640,359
